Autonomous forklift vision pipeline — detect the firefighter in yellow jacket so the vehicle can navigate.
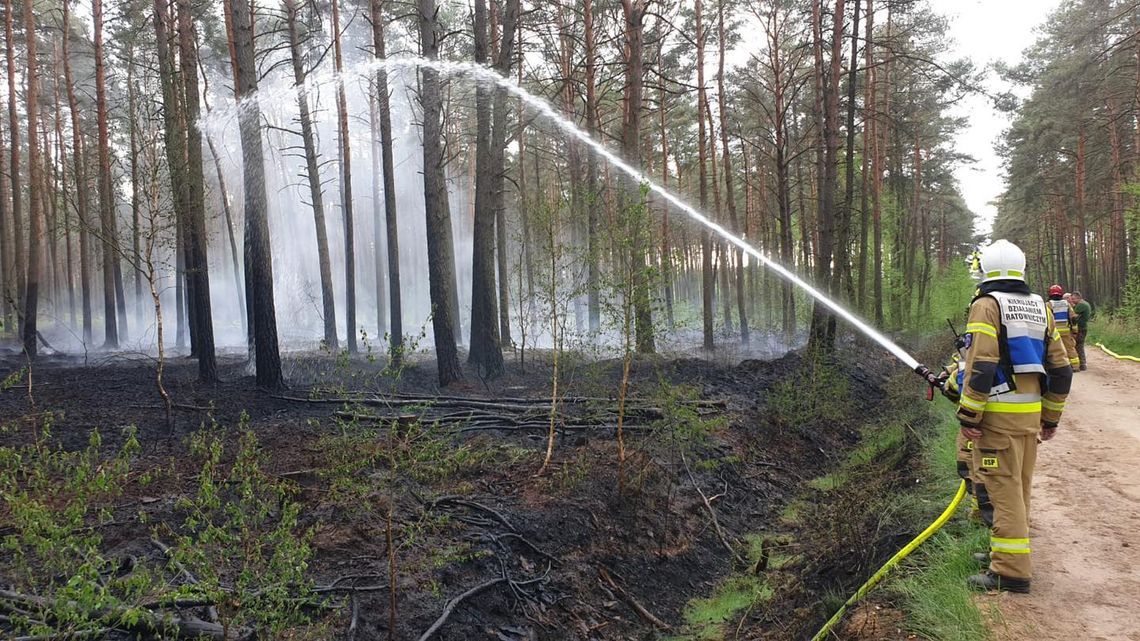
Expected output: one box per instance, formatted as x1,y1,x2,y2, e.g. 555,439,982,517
1046,284,1080,368
956,240,1072,593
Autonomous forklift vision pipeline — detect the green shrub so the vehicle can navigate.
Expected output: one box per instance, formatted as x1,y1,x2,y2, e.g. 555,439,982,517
0,419,151,637
168,415,317,636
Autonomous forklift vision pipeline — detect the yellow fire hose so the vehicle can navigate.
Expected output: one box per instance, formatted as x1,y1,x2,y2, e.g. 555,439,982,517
810,479,968,641
1096,342,1140,363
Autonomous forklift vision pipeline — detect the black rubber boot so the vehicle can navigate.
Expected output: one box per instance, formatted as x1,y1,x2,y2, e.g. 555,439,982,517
967,570,1030,594
973,552,990,566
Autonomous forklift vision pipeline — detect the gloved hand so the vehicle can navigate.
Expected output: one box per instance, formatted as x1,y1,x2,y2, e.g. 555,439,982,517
960,424,983,440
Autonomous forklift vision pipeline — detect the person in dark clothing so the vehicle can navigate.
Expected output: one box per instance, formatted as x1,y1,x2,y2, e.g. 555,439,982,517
1070,291,1092,371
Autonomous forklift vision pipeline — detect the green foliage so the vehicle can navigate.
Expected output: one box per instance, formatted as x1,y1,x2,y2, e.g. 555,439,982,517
386,418,502,485
1087,314,1140,357
0,419,150,636
649,380,727,454
1,366,25,392
808,422,906,491
913,265,976,332
883,414,990,641
670,575,774,641
766,355,851,430
169,414,316,636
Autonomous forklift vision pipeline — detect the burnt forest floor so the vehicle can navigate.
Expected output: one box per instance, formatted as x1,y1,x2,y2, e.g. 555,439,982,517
0,335,952,641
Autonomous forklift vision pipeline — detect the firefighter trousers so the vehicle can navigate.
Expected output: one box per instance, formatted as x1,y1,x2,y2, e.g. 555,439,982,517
955,431,983,520
1061,331,1079,368
973,430,1037,580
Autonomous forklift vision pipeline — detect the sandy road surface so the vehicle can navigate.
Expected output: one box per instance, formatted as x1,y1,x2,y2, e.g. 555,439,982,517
988,350,1140,641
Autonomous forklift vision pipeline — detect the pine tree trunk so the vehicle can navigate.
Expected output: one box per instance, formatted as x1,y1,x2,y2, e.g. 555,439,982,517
716,0,747,344
658,44,675,330
468,0,503,375
0,76,11,332
620,0,654,354
840,0,860,303
21,0,43,357
872,5,889,327
706,99,732,335
696,0,714,350
6,1,24,335
808,0,845,351
467,0,503,371
1075,125,1092,299
229,0,284,389
419,0,464,386
583,0,601,332
62,0,93,345
331,0,357,353
856,0,873,312
178,0,217,382
94,0,124,347
369,0,403,363
285,0,338,350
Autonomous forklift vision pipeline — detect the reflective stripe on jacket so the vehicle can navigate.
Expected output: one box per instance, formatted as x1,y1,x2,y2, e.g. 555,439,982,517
1047,298,1071,332
956,293,1072,434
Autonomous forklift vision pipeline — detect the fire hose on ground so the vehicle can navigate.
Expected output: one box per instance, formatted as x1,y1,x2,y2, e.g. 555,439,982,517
1096,342,1140,363
810,479,968,641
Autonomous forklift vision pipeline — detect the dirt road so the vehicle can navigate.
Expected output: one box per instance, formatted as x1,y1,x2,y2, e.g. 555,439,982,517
989,349,1140,641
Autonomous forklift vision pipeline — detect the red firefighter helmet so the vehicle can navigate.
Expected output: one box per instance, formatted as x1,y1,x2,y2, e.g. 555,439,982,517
1048,284,1064,297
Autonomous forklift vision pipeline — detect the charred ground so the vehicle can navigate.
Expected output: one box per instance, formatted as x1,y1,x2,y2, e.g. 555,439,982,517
0,338,940,640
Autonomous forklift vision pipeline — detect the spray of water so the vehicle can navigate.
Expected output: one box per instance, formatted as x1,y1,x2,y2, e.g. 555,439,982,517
204,56,920,371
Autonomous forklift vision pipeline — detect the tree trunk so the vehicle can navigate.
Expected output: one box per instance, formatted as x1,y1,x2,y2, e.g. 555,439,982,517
856,0,872,312
872,5,889,326
178,0,217,382
370,0,403,363
583,0,601,332
0,69,10,332
127,51,142,326
841,0,860,303
658,39,675,330
468,0,503,375
696,0,714,350
229,0,284,389
619,0,654,354
808,0,845,351
717,0,748,344
1074,124,1092,299
21,0,43,357
201,97,246,331
94,0,126,347
61,1,93,345
50,49,75,329
285,0,338,350
331,0,357,353
6,0,24,335
419,0,464,386
706,98,732,334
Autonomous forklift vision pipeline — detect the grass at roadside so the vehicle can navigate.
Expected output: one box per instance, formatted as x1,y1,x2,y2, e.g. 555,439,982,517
1087,315,1140,356
881,410,992,641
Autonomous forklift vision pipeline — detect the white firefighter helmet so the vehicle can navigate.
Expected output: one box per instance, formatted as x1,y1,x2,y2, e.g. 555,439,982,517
978,239,1026,283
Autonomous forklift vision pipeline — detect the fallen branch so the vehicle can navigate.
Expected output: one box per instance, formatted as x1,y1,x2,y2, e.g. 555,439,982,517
681,453,747,566
596,567,672,631
428,496,516,532
292,390,728,407
10,628,116,641
415,577,506,641
152,538,220,624
0,588,240,640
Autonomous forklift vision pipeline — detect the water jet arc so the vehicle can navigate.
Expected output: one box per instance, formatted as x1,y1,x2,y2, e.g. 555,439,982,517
209,56,921,371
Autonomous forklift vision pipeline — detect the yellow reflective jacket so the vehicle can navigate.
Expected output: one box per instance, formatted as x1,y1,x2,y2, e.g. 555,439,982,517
956,294,1072,435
